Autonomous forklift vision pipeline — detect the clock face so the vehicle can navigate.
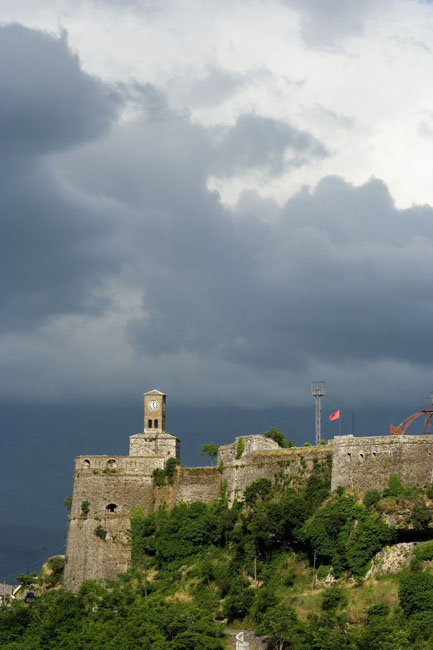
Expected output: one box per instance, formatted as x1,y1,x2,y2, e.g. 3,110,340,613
148,400,159,411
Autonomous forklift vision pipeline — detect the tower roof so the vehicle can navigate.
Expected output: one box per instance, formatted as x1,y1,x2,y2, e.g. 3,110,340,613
144,389,165,396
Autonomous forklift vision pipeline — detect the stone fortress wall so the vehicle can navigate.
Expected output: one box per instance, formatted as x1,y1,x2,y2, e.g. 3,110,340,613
63,391,433,591
331,434,433,491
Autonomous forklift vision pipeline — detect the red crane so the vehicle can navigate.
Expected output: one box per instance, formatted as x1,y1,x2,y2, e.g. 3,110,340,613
389,408,433,435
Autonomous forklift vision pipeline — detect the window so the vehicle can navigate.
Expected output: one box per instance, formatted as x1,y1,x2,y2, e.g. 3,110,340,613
154,419,158,428
82,459,90,468
148,419,152,428
106,503,117,513
107,459,117,469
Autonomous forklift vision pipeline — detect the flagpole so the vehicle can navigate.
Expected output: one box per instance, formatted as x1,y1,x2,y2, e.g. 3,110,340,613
339,418,341,436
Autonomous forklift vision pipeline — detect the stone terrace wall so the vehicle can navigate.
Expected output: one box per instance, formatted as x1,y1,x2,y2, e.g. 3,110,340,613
152,467,222,509
331,434,433,492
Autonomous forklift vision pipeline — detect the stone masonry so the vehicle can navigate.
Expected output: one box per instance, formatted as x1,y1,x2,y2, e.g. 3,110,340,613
63,391,433,591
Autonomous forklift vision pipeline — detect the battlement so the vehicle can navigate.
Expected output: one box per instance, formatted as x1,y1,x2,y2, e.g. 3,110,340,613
75,454,165,475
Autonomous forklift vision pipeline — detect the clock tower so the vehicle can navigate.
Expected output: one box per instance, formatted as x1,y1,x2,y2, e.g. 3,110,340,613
144,389,166,434
129,390,179,459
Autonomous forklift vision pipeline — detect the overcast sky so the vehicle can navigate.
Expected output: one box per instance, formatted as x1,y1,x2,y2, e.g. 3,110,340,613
3,0,433,410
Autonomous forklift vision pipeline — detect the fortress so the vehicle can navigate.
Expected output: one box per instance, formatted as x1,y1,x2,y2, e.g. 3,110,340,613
63,390,433,591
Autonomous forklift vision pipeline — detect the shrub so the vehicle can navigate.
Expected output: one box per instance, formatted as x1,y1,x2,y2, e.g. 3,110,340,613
236,438,244,459
304,471,331,513
364,490,381,508
165,457,180,483
426,483,433,500
383,475,404,497
44,557,65,587
81,500,90,516
367,602,390,619
95,525,107,540
399,572,433,616
321,584,347,611
414,540,433,562
153,468,166,486
408,611,433,642
317,565,332,581
411,498,431,530
284,569,296,587
63,495,72,512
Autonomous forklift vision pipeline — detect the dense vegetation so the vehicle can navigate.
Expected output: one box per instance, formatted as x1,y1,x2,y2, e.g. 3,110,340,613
4,458,433,649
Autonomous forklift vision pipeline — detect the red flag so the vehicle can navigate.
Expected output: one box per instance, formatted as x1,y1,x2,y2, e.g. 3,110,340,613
329,410,340,421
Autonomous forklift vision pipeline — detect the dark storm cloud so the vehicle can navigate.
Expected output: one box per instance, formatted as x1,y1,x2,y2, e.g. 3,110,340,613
123,169,433,375
0,25,122,329
4,22,433,406
0,25,120,156
211,114,327,176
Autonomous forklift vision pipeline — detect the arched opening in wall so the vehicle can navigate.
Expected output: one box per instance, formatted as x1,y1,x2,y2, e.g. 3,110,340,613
148,419,152,428
107,459,117,469
359,453,364,461
347,453,351,458
154,419,158,428
372,452,377,457
82,459,91,468
106,503,117,513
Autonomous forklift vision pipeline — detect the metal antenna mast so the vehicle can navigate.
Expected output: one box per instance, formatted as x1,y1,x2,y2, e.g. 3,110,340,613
311,381,326,445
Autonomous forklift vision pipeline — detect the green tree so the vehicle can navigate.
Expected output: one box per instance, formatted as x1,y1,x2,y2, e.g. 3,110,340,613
256,602,301,650
244,478,272,507
263,428,293,448
200,443,219,466
399,572,433,616
16,573,38,589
